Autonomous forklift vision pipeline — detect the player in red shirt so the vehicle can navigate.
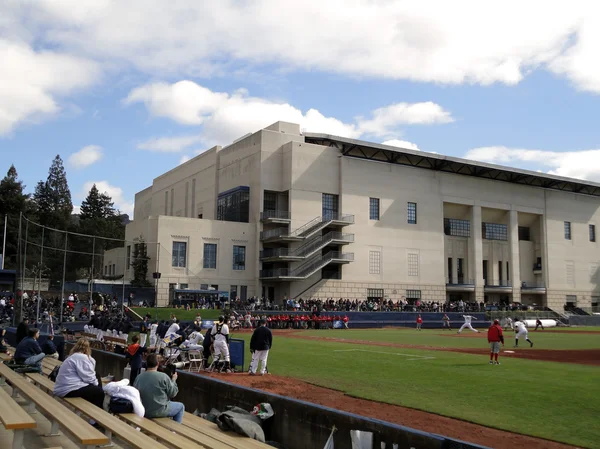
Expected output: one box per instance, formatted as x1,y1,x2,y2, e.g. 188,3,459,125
416,314,423,331
487,319,505,365
342,315,349,329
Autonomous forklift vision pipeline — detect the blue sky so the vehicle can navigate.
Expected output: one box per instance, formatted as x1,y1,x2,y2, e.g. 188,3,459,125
2,1,600,218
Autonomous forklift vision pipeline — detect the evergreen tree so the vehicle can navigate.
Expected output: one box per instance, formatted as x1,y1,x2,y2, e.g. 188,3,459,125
33,155,73,229
130,236,152,287
30,155,72,285
0,165,29,269
74,184,125,280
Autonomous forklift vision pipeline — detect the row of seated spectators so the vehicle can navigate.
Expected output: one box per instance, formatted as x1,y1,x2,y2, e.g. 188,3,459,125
6,321,185,426
274,298,487,313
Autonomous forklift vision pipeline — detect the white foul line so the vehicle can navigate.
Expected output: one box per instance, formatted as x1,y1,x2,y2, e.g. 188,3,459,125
333,349,435,361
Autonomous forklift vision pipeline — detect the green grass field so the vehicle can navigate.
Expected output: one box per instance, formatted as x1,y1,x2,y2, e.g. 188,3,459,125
229,328,600,448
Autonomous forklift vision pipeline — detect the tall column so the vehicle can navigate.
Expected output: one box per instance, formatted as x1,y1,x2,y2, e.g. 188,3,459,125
470,205,484,302
509,210,521,303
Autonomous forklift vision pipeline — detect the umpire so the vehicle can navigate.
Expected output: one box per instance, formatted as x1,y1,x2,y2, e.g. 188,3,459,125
249,319,272,375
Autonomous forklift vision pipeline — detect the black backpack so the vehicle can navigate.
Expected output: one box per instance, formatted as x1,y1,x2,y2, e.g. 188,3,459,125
48,365,60,382
109,397,134,414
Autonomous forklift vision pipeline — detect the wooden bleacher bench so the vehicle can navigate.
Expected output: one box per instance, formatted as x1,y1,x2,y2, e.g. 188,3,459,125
155,417,234,449
80,332,98,340
26,373,170,449
119,413,207,449
0,383,37,449
182,412,272,449
0,364,109,449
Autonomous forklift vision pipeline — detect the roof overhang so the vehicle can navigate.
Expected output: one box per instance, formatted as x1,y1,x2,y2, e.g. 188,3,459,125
304,133,600,197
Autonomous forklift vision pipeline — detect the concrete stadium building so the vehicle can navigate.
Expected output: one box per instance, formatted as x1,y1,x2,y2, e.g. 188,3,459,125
123,121,600,310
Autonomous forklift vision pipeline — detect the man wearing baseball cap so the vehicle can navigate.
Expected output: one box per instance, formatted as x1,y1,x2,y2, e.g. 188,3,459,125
487,319,504,365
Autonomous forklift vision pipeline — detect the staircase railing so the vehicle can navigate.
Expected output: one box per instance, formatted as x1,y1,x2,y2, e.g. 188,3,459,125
259,251,354,279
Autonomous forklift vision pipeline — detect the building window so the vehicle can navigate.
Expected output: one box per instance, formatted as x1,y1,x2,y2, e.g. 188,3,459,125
322,193,339,220
566,294,577,305
230,285,237,301
590,224,596,242
444,218,470,237
566,261,575,286
498,261,503,281
482,222,508,241
518,226,530,241
564,221,571,240
172,242,187,268
407,202,417,224
180,283,188,289
369,251,381,274
240,285,248,301
203,243,217,269
126,245,131,268
483,260,489,285
590,264,599,283
506,261,510,281
406,290,421,301
200,284,208,290
447,258,453,284
369,198,380,220
457,258,464,283
170,189,174,216
264,191,277,212
104,266,107,276
591,296,599,307
367,288,384,300
408,253,419,276
233,245,246,270
217,186,250,223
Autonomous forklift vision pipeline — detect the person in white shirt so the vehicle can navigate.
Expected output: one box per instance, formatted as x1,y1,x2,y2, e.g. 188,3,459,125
165,319,180,340
513,320,534,348
211,316,231,372
149,322,159,346
181,331,204,350
53,338,104,409
457,315,480,334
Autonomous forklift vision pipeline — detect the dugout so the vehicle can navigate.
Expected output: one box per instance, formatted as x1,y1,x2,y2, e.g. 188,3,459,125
0,269,16,293
171,288,229,308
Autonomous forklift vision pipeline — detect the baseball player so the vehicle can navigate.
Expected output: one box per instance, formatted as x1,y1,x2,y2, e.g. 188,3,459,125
513,319,534,348
211,315,232,372
457,315,480,334
181,330,204,350
442,314,451,330
487,319,504,365
416,314,423,331
534,318,545,331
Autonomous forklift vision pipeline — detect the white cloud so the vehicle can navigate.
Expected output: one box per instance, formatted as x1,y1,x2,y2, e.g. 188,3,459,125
465,146,600,182
358,102,453,138
68,145,103,168
137,135,204,153
125,80,446,146
0,39,99,136
382,140,420,151
179,155,191,165
4,1,600,92
79,181,134,218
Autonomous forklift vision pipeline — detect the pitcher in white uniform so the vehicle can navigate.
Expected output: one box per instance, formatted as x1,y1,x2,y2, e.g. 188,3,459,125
457,315,480,334
513,320,534,348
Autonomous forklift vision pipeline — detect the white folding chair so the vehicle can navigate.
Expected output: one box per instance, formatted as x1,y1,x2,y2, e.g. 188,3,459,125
187,350,202,372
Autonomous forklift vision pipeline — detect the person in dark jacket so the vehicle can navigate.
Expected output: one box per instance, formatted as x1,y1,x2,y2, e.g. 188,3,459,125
16,318,29,344
202,327,213,367
0,328,10,354
249,319,272,375
42,334,59,359
125,334,151,385
14,328,45,370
